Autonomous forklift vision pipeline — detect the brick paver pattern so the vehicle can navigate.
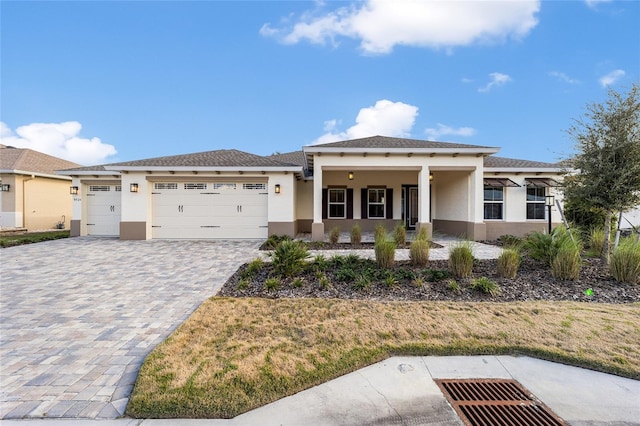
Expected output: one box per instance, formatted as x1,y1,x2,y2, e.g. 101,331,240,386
1,238,261,419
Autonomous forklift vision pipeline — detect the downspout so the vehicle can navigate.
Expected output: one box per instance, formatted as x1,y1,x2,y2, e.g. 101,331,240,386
22,174,35,228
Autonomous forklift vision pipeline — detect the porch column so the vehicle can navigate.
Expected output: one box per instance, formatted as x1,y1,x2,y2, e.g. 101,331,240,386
417,167,432,238
468,167,487,240
311,166,324,241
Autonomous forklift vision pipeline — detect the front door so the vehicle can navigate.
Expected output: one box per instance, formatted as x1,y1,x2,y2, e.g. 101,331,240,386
402,185,419,229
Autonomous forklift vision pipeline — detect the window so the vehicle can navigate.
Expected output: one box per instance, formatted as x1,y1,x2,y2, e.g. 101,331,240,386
328,188,346,218
89,185,110,192
154,183,178,190
184,183,207,190
243,183,266,190
484,186,503,220
213,183,236,190
368,188,386,219
527,187,546,220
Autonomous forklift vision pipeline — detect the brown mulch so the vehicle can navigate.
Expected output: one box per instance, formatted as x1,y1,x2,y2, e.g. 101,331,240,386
219,256,640,304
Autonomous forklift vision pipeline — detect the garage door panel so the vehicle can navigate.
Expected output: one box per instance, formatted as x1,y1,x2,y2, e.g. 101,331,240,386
151,181,267,239
86,186,121,236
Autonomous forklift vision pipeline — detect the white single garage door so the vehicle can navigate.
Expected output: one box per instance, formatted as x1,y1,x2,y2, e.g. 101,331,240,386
151,181,268,239
86,184,121,236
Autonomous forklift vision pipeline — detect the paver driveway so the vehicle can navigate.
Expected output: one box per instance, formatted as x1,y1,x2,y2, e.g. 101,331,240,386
0,237,261,419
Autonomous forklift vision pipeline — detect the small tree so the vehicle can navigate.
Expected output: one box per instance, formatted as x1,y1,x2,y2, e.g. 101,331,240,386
563,83,640,263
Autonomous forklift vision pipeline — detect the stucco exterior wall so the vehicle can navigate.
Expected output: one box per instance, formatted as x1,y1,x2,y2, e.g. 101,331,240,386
0,174,72,230
432,171,471,222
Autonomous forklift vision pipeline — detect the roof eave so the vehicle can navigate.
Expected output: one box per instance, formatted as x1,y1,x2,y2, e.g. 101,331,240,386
303,147,500,155
57,170,114,176
484,167,567,174
103,166,304,173
1,169,73,180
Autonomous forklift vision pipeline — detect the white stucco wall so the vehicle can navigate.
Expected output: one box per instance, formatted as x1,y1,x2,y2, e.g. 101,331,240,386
267,173,296,222
433,171,471,222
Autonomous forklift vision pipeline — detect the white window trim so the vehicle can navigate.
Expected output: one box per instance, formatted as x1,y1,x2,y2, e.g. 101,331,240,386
328,188,346,219
526,187,547,221
368,188,386,219
483,186,504,221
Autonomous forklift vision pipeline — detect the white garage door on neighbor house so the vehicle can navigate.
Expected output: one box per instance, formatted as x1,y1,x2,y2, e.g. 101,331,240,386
151,181,268,239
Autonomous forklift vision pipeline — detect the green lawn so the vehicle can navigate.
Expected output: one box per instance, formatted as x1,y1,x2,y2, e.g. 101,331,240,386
0,230,70,247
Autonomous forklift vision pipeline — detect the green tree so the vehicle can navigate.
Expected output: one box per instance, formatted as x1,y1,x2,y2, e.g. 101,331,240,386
564,83,640,263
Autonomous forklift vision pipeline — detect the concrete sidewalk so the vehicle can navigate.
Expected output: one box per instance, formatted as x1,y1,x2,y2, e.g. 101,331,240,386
2,355,639,426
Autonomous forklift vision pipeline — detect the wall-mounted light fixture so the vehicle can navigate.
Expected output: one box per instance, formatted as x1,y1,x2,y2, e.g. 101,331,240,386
348,171,354,180
70,186,79,195
1,184,10,192
274,184,281,194
429,173,433,181
130,183,139,193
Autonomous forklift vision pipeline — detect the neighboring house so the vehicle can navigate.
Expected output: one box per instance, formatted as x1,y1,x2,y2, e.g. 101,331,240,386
58,136,564,241
0,144,80,230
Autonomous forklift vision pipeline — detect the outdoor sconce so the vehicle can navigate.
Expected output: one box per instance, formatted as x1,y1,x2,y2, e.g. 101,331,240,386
545,195,555,233
348,171,354,180
429,173,433,181
130,183,139,193
1,184,10,192
274,184,281,194
70,186,79,195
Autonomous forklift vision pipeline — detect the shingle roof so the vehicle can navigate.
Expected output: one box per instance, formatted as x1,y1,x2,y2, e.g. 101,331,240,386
483,156,559,168
269,151,305,166
108,149,299,168
0,145,80,174
307,135,494,150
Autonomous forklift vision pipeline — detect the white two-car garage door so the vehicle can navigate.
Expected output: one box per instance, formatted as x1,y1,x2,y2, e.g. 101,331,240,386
151,181,268,239
86,184,121,236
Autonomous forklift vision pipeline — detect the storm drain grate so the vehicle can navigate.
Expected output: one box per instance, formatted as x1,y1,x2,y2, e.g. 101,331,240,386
436,379,567,426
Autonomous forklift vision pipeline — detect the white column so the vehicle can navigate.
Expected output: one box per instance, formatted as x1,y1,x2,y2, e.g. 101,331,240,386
418,166,432,237
311,165,324,241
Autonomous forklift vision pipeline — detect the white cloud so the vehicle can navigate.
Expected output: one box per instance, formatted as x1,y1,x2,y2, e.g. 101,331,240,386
425,123,477,141
478,72,512,93
549,71,580,84
599,69,625,87
0,121,117,165
312,100,418,144
262,0,540,54
585,0,613,9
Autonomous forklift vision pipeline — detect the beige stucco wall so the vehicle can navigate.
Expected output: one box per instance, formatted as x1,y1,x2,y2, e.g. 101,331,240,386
0,174,73,230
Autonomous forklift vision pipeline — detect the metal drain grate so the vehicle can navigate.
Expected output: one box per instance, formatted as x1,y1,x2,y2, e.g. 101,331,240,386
436,379,567,426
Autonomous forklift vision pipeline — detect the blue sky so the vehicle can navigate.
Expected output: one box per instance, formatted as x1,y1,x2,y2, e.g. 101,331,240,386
1,0,638,165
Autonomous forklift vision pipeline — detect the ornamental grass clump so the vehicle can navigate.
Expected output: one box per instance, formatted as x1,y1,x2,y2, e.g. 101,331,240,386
470,277,501,296
551,237,582,280
269,239,310,277
589,227,606,257
409,239,430,266
610,237,640,284
415,226,430,242
350,223,362,245
374,224,387,244
375,239,396,269
497,248,520,279
393,222,406,246
329,227,341,244
449,241,474,278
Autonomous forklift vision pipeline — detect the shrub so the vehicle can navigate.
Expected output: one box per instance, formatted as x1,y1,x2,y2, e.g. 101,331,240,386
263,234,291,250
269,240,310,277
449,241,474,278
312,255,329,271
470,277,501,296
411,275,425,288
237,279,249,290
353,275,371,291
426,269,451,281
497,234,522,249
335,266,357,283
329,227,341,244
242,257,264,279
551,238,582,280
589,227,605,256
350,223,362,245
374,224,387,244
374,239,396,268
409,239,430,266
383,271,398,287
416,226,430,242
526,226,576,266
446,279,461,294
610,237,640,284
264,277,281,291
393,222,406,246
291,277,304,288
318,274,331,290
497,248,520,279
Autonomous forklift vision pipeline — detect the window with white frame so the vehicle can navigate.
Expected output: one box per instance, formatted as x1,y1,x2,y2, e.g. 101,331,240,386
527,187,546,220
368,188,386,219
328,188,346,219
483,186,503,220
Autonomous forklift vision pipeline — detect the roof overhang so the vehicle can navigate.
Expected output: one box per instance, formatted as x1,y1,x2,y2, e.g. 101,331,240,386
103,166,303,173
525,178,561,187
483,178,521,187
57,170,119,177
1,169,72,180
303,146,500,174
484,167,566,174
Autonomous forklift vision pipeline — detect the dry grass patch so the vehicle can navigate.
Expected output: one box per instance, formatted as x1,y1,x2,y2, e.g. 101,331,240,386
127,298,640,419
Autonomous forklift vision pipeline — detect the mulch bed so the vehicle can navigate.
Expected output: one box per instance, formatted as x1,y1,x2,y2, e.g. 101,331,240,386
219,256,640,304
